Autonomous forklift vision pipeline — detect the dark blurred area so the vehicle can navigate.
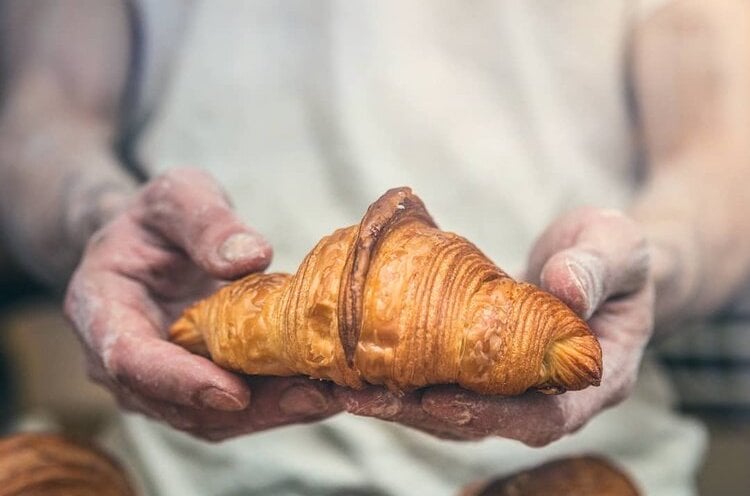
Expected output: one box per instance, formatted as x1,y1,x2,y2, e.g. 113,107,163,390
0,243,116,436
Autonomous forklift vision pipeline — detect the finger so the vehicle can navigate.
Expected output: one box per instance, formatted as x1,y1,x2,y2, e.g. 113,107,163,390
131,377,339,441
421,387,570,447
88,356,208,432
335,387,479,440
334,386,404,420
105,332,250,411
109,374,333,434
113,392,198,430
65,273,251,411
136,167,272,279
527,208,649,319
93,215,222,305
191,379,341,442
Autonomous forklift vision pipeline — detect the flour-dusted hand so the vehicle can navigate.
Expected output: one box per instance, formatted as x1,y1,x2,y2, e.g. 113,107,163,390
340,207,653,445
64,168,340,441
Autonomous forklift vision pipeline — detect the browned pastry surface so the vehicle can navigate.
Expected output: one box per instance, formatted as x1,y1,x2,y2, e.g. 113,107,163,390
0,433,135,496
464,455,641,496
171,187,602,395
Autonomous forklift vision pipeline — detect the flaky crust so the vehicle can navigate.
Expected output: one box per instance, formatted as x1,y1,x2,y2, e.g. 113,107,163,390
171,188,602,395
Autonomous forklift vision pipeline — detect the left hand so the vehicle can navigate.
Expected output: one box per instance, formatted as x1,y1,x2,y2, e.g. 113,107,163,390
337,207,654,446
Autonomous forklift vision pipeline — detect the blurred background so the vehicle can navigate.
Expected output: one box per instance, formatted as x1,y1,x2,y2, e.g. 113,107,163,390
2,1,750,495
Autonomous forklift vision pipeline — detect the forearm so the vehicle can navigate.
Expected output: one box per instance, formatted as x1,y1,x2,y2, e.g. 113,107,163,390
630,0,750,329
0,111,137,287
629,145,750,328
0,0,134,288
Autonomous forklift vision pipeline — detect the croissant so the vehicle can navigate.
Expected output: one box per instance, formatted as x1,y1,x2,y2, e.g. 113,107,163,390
0,433,135,496
462,456,640,496
170,188,602,395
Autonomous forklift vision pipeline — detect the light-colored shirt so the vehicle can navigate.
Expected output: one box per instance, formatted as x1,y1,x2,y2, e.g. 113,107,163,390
109,2,706,495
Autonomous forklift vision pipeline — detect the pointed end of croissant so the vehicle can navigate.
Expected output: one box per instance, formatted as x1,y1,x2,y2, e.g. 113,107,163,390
538,330,602,394
169,309,211,358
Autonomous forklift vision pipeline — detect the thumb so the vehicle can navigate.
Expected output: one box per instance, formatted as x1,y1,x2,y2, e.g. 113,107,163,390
528,208,649,320
538,247,607,320
136,167,272,279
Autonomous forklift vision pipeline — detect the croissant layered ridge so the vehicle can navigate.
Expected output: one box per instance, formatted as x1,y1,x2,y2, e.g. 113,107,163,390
170,188,602,395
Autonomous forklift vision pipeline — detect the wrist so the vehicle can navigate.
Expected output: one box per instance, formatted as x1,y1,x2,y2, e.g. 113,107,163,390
63,173,136,250
640,220,703,327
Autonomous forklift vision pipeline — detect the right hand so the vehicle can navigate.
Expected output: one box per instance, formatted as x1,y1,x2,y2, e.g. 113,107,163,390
64,168,341,441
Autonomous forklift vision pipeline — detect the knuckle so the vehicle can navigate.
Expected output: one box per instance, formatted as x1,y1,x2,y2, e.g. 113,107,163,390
139,169,235,243
590,208,644,243
165,414,198,431
522,428,563,447
569,205,604,222
157,168,226,201
142,174,172,203
102,333,131,381
165,166,212,184
189,429,232,443
141,169,208,209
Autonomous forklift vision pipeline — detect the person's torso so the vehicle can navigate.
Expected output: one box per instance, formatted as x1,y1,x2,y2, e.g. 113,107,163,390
115,2,705,495
135,0,642,274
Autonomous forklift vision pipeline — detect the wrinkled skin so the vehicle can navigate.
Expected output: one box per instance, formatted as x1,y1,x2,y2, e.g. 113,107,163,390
339,207,654,446
64,168,342,441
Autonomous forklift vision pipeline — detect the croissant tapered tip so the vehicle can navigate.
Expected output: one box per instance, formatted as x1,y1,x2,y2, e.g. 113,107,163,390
169,310,211,357
540,333,603,393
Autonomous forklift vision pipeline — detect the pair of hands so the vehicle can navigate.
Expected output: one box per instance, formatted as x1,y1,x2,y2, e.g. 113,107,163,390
64,169,654,444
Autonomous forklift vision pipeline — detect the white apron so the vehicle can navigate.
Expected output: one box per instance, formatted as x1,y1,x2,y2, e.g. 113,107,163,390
109,2,707,494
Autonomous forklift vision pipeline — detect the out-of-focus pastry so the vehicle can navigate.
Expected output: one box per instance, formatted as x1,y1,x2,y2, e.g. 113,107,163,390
461,455,640,496
0,433,135,496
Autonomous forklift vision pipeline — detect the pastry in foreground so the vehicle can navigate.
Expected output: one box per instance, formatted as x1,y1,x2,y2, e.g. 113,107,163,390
0,433,135,496
460,455,640,496
171,187,602,395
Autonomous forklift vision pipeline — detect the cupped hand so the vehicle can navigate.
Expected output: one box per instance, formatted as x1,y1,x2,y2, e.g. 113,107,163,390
64,168,340,441
338,207,654,446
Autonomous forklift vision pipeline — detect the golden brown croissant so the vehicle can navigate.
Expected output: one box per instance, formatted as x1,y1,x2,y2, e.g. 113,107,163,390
0,433,135,496
170,188,602,395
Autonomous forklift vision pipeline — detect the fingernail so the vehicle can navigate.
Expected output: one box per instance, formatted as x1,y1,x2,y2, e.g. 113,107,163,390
219,232,268,263
566,252,605,320
198,387,246,411
344,390,403,419
279,385,328,417
423,395,473,425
